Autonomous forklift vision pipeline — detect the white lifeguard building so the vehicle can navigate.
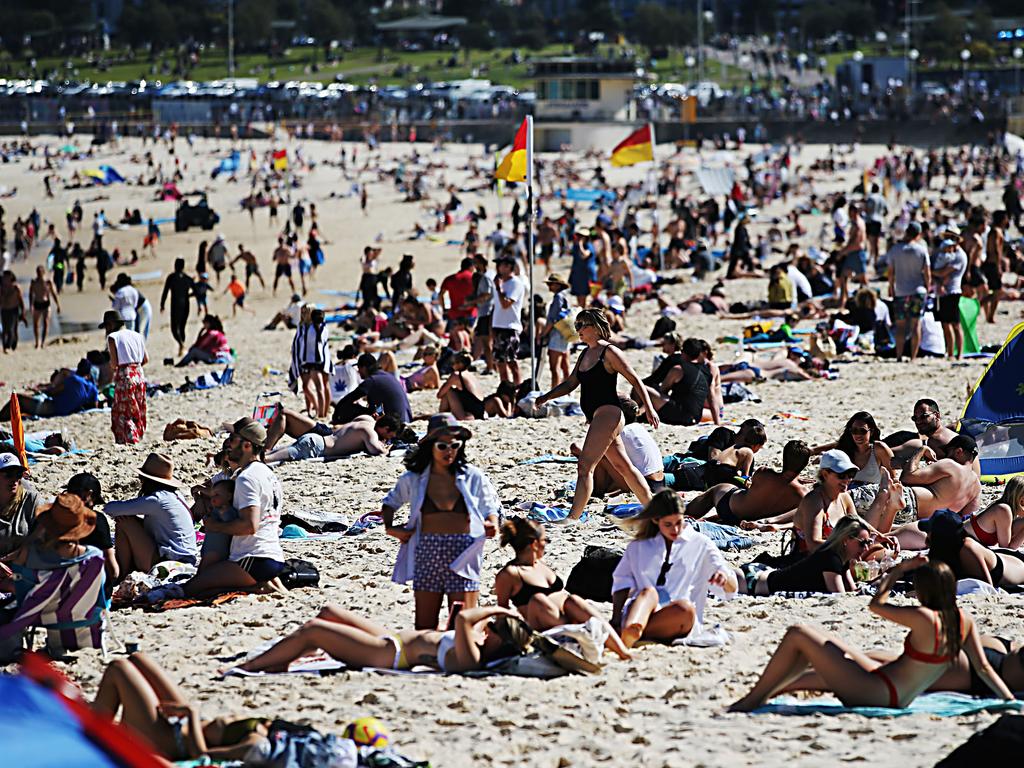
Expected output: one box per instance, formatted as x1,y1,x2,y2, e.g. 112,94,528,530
532,56,645,151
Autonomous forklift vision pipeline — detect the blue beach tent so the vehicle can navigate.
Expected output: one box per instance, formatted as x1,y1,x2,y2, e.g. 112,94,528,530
959,321,1024,483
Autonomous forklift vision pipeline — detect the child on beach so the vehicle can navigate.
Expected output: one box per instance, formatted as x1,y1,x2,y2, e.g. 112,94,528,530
193,273,211,314
199,479,238,569
224,274,254,317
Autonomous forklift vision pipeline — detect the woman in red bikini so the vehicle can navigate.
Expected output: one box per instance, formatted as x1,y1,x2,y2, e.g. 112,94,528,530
964,476,1024,549
729,558,1014,711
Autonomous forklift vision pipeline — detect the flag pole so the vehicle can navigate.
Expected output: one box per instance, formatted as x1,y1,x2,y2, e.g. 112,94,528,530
526,115,537,390
649,121,663,271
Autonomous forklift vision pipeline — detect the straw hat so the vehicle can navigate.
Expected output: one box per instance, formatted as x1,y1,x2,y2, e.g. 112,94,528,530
137,453,185,489
545,273,570,291
37,492,96,544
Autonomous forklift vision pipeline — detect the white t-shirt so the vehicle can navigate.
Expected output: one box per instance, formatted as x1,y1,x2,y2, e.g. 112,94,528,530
109,328,147,365
330,362,361,402
787,265,813,303
230,461,284,562
620,423,663,477
491,275,525,331
112,286,139,323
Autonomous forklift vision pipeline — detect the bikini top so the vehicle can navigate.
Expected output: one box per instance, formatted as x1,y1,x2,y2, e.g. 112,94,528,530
796,516,834,553
422,493,468,516
511,573,565,607
436,630,457,673
904,609,968,664
970,515,999,547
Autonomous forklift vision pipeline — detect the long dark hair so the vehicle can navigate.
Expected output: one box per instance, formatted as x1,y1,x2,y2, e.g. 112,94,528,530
403,428,470,474
914,561,962,660
836,411,880,459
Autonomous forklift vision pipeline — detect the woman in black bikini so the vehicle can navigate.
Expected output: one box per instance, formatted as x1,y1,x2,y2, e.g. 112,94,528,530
437,351,487,420
924,508,1024,589
730,559,1013,711
535,308,658,520
493,517,630,659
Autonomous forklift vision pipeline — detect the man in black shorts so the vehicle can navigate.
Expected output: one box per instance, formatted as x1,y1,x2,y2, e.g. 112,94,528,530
931,232,966,359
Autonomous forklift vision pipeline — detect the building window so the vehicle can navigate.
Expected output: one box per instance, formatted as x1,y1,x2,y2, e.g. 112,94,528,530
590,81,599,99
575,80,587,99
537,80,547,100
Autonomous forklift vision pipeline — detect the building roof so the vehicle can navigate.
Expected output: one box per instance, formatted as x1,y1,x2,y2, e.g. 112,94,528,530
375,14,468,32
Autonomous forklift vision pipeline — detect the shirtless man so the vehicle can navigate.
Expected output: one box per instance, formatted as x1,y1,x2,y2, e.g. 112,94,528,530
886,398,977,470
271,237,296,296
982,210,1008,323
0,270,27,353
230,244,266,291
29,265,61,348
836,203,867,308
686,440,812,525
264,413,400,463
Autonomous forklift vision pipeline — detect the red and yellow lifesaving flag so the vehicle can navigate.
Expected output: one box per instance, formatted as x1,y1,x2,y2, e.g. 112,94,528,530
610,124,655,167
495,117,530,183
8,393,27,472
273,149,288,171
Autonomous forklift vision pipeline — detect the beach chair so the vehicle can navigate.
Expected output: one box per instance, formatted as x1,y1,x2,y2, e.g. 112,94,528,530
0,549,111,660
252,391,283,427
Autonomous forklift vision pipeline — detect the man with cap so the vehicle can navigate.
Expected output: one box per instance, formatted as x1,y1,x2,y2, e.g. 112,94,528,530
539,272,572,386
184,420,286,595
101,308,149,444
104,453,198,577
930,227,967,359
0,453,40,557
491,255,526,386
885,221,931,362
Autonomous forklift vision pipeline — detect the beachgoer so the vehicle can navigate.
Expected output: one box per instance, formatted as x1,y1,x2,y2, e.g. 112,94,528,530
570,396,666,495
0,453,39,557
0,270,26,352
491,255,526,386
536,308,659,520
264,414,399,463
175,315,231,366
812,411,895,486
102,309,148,444
382,414,501,629
289,306,333,419
64,472,118,584
963,476,1024,549
29,265,61,348
437,351,487,421
333,352,412,424
924,509,1024,589
160,258,195,356
612,491,737,648
539,273,572,387
886,222,931,362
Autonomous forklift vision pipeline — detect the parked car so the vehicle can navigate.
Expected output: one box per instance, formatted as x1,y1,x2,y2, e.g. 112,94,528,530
175,194,219,231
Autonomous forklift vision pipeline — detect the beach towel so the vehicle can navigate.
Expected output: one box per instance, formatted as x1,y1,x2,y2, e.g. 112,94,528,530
959,295,981,355
525,503,586,523
692,520,756,551
518,454,578,465
344,512,384,536
755,692,1024,718
148,591,248,613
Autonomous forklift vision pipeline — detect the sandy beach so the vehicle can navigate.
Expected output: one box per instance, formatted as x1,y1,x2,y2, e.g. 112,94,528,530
1,132,1021,766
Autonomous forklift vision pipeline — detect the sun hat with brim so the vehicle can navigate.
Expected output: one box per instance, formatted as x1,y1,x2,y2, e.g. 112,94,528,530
233,419,268,448
820,449,858,474
37,492,96,544
545,273,570,290
939,224,962,238
423,413,471,443
0,452,28,472
98,309,124,329
137,453,186,489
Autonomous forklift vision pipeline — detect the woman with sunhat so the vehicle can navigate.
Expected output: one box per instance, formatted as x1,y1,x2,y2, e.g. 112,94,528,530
101,308,149,445
104,453,197,578
539,272,573,387
382,414,501,629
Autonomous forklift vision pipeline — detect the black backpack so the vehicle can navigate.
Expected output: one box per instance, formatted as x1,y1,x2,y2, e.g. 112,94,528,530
566,545,623,602
937,714,1024,766
280,558,320,590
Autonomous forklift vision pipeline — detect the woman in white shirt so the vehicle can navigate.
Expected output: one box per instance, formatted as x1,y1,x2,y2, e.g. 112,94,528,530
612,491,737,648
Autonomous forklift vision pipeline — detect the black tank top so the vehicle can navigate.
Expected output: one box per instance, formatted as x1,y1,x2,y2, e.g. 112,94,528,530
578,346,619,422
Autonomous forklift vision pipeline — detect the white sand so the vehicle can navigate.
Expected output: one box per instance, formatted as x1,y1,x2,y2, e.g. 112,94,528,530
1,134,1020,766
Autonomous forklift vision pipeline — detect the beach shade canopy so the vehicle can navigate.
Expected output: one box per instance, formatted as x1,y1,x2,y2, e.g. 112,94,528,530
211,151,240,179
83,166,125,185
960,321,1024,483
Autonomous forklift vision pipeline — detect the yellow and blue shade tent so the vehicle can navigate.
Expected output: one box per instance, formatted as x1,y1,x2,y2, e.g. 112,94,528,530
959,321,1024,483
82,165,125,185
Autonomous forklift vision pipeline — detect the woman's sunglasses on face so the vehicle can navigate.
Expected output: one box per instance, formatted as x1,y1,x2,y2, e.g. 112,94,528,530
435,440,463,452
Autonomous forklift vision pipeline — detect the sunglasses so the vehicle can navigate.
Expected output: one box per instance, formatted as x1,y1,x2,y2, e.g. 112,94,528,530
574,321,591,331
851,537,872,550
912,411,937,422
434,440,463,452
850,427,870,436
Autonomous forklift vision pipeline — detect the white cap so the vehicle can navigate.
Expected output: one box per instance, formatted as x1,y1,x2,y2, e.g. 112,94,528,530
820,449,858,474
0,453,28,472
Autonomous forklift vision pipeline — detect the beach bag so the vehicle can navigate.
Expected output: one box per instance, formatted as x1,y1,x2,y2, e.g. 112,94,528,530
280,558,320,589
265,720,355,768
743,321,772,339
566,546,623,602
553,312,579,343
937,715,1024,766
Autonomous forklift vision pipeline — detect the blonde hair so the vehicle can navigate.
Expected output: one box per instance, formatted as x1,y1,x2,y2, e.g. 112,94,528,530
999,476,1024,516
818,515,869,558
576,307,611,340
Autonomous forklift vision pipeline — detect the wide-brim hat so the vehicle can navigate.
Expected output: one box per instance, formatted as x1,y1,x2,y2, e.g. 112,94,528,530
423,413,472,443
545,273,570,290
38,492,96,543
137,452,185,489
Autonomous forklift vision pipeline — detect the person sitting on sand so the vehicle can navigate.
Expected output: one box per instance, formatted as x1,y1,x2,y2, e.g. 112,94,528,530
379,345,441,392
264,415,401,463
571,397,666,496
687,440,812,526
382,414,501,629
174,315,231,367
437,351,488,420
924,509,1024,589
885,399,973,469
493,518,630,658
94,652,271,761
612,491,737,648
963,476,1024,549
728,559,1013,711
811,411,895,487
236,604,538,674
333,353,412,424
182,420,285,596
103,453,198,578
742,516,869,596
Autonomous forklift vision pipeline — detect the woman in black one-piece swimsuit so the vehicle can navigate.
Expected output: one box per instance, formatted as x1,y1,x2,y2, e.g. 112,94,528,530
536,308,659,520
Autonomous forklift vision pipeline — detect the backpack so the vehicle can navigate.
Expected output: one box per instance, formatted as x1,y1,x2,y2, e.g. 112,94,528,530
280,558,320,589
264,720,355,768
565,546,623,602
937,714,1024,765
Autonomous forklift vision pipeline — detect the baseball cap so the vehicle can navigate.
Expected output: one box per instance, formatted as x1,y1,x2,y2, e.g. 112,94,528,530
233,419,267,448
905,221,922,238
0,453,28,472
939,224,961,237
939,239,956,250
608,296,625,314
819,449,858,474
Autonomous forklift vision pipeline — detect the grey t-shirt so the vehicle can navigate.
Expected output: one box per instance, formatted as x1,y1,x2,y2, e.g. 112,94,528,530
932,247,967,295
888,241,930,298
104,489,198,564
473,272,495,317
0,480,40,556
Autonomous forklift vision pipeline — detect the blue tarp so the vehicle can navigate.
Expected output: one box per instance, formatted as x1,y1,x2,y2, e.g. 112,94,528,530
556,188,616,203
212,151,240,178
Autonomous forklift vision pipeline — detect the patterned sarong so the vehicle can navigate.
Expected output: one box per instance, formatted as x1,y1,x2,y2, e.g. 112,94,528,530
112,363,146,444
